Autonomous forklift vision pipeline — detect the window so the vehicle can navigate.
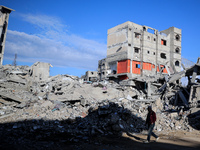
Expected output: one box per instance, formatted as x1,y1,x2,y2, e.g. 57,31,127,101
160,53,166,59
135,33,140,38
136,64,140,68
134,47,139,53
175,61,179,66
147,51,150,54
154,38,156,41
1,34,4,43
143,27,146,31
175,47,180,53
129,28,132,31
147,28,155,34
128,43,131,46
0,46,2,53
153,52,155,55
161,39,167,46
175,34,180,41
147,36,150,40
91,72,93,75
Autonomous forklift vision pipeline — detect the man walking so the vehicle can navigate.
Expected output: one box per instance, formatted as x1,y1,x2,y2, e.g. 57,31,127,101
144,106,159,143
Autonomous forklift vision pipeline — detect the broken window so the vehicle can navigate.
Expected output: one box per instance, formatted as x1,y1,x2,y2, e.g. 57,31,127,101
160,53,166,59
175,61,179,66
147,28,155,34
3,23,7,32
175,34,180,41
128,43,131,46
136,64,140,68
161,39,167,46
1,34,4,43
175,47,180,53
134,47,139,53
143,27,146,31
135,33,140,38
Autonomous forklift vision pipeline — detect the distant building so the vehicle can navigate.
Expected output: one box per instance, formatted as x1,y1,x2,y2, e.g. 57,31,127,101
0,6,14,65
98,58,107,81
98,21,182,81
84,71,98,82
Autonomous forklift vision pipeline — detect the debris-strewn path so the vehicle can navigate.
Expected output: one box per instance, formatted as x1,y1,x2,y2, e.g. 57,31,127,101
60,131,200,150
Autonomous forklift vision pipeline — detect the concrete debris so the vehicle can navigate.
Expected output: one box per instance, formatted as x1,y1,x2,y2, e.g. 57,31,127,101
0,59,200,149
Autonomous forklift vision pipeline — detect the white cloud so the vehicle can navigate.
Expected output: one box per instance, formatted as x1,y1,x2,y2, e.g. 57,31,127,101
4,14,107,70
20,14,66,33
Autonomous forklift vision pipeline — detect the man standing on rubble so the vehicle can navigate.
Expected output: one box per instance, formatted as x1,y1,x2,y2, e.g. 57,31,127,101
144,106,159,143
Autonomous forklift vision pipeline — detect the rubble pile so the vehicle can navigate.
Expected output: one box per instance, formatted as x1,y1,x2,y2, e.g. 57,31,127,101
0,61,200,148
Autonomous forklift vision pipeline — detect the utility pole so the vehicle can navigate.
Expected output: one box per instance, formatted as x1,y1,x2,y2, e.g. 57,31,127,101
12,53,17,67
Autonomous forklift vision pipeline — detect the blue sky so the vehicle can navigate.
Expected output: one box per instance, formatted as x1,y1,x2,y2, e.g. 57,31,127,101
1,0,200,77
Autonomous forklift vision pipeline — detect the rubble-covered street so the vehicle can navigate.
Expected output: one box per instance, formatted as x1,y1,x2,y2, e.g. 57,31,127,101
1,1,200,150
0,60,200,149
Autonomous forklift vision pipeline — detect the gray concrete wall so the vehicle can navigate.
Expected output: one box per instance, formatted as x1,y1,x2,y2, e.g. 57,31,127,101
0,6,13,65
31,62,50,81
85,71,98,81
161,27,182,72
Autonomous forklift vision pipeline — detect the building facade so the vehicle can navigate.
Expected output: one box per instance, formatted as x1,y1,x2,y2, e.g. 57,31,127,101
0,6,13,65
84,71,98,82
98,21,182,81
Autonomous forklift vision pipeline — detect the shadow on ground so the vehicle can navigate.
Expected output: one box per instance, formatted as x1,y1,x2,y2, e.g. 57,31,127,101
0,102,200,150
188,110,200,130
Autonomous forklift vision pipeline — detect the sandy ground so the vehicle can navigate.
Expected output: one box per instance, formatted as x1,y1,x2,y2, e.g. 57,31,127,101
63,130,200,150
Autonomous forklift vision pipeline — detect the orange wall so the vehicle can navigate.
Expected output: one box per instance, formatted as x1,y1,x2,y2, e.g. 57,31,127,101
117,60,167,76
143,62,152,71
132,61,141,74
117,60,130,74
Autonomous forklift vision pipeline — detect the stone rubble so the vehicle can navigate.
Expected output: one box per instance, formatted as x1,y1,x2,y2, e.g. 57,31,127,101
0,62,200,149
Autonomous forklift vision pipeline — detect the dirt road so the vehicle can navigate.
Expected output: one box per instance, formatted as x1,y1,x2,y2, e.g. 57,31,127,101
63,130,200,150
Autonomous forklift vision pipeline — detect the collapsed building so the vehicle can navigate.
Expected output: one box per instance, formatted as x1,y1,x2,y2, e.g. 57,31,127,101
0,59,200,149
98,21,182,82
0,6,14,65
0,12,199,148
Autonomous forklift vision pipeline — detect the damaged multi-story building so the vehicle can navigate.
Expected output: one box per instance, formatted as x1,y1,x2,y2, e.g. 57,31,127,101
0,6,14,65
98,21,182,81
